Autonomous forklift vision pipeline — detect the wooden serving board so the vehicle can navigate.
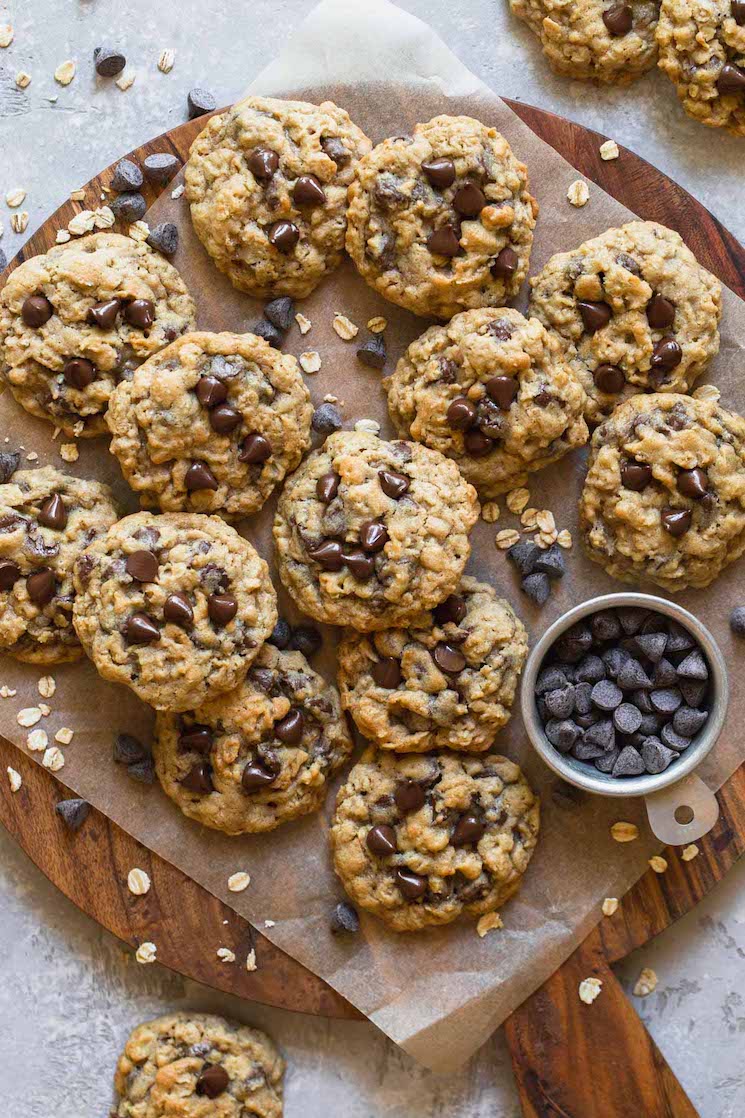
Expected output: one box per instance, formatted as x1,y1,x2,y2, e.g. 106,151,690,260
1,103,744,1116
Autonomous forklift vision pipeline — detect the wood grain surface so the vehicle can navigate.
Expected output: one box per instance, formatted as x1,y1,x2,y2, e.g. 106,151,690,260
1,101,743,1116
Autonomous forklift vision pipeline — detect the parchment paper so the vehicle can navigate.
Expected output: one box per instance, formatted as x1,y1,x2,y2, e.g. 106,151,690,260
2,0,744,1072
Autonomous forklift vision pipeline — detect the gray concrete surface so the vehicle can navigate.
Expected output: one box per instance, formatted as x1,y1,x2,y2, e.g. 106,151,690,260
1,1,744,1114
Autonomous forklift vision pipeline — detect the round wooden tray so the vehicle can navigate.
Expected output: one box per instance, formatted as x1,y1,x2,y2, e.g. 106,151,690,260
1,102,743,1117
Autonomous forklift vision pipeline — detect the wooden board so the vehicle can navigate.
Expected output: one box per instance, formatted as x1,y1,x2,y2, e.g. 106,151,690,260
1,102,743,1116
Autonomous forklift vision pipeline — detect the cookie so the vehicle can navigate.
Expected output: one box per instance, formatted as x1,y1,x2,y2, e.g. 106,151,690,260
72,512,277,711
273,430,479,632
579,392,745,590
510,0,660,82
113,1012,284,1118
0,465,118,663
529,221,721,426
337,577,528,753
0,233,196,437
106,332,313,519
657,0,745,135
185,96,371,299
330,748,540,932
345,115,538,319
154,644,353,834
385,307,588,497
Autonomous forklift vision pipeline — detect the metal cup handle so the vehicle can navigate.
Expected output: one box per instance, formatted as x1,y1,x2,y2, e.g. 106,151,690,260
644,773,720,845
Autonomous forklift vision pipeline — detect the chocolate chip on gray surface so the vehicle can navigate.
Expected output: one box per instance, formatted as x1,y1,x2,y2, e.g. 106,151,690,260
187,87,217,119
94,46,126,77
330,900,360,935
590,609,621,643
521,571,551,605
660,723,692,752
311,403,343,434
612,746,645,777
143,152,181,183
110,158,143,192
55,797,90,831
641,737,676,774
357,333,387,370
507,540,540,576
110,191,147,223
146,222,179,256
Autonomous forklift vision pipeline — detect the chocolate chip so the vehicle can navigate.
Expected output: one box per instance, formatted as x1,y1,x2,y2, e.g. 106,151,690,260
187,87,217,119
661,508,691,537
574,682,593,715
321,136,351,165
452,813,486,846
646,293,676,330
507,540,540,576
110,191,146,223
544,718,581,752
208,593,237,626
359,520,388,553
268,220,300,252
676,648,708,681
680,678,707,707
395,868,427,899
650,687,682,714
620,459,652,491
264,296,294,331
126,550,158,583
464,429,494,456
239,433,272,464
446,397,477,431
573,736,607,762
604,647,630,680
634,632,668,662
453,183,485,217
371,657,401,688
555,624,593,663
651,337,682,371
617,658,652,689
124,298,155,329
0,559,21,591
582,718,616,753
38,493,67,531
394,780,425,813
196,1065,229,1099
289,624,322,658
94,46,126,77
55,798,90,831
612,745,645,777
422,159,456,188
734,1,745,25
717,62,745,94
613,702,643,735
485,375,518,410
677,468,708,500
652,658,678,687
252,318,283,348
577,300,612,334
330,900,360,934
533,544,565,580
124,612,160,644
730,606,745,637
163,592,193,627
293,174,326,206
87,298,120,329
111,159,143,192
594,364,625,393
210,404,242,435
545,686,575,719
378,469,409,499
242,760,277,791
366,824,397,856
617,607,648,636
0,451,20,484
26,567,56,605
143,153,181,183
342,548,376,580
316,472,340,505
521,571,551,605
602,3,633,34
196,376,228,409
275,708,305,744
673,706,707,736
312,404,343,434
185,462,219,491
641,737,676,774
63,357,97,389
536,665,569,694
432,643,466,675
491,246,518,279
660,724,692,752
357,333,387,369
22,294,53,328
434,593,467,625
267,618,291,650
127,757,155,784
146,222,179,257
179,724,213,752
591,610,621,642
594,748,621,773
114,733,149,765
575,655,606,683
307,540,344,571
591,679,623,711
427,225,461,256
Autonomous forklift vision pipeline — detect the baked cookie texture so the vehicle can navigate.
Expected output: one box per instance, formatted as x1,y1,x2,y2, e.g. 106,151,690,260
72,512,277,711
345,115,538,319
0,233,196,437
657,0,745,135
273,430,479,632
510,0,661,83
154,644,354,834
107,332,312,520
185,96,371,299
580,392,745,591
386,307,588,497
529,221,721,426
0,466,118,663
113,1012,284,1118
337,577,528,753
330,748,540,932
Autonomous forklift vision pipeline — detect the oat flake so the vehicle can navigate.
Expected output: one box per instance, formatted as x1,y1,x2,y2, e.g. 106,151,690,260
15,71,31,89
611,821,639,842
228,871,251,892
217,947,236,963
245,949,257,972
128,220,150,242
567,179,590,207
56,230,72,244
299,351,321,374
633,967,658,997
332,313,359,341
10,212,28,234
116,70,136,92
38,675,56,698
68,210,96,236
127,868,151,895
476,912,503,937
55,727,74,745
27,728,48,752
557,529,573,549
0,25,13,47
506,488,530,514
7,766,21,792
6,188,26,208
481,501,501,523
59,443,79,462
649,855,668,873
495,529,521,549
135,941,157,964
354,418,380,435
579,976,603,1004
17,706,42,728
157,48,175,74
367,316,387,333
54,60,76,86
600,140,620,161
42,745,64,771
601,897,619,917
682,843,699,861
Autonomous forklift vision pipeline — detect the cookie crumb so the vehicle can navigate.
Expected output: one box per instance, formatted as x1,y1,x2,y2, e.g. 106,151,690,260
579,976,603,1004
601,897,619,916
127,868,151,895
649,855,668,873
299,351,321,374
633,967,658,997
135,941,157,964
227,871,251,892
55,230,72,244
59,443,78,463
681,843,699,861
116,70,136,92
0,25,13,47
0,686,17,698
354,418,380,435
599,140,620,161
332,313,359,341
611,821,639,842
476,911,503,937
264,919,276,928
54,60,76,86
171,183,185,200
55,727,74,745
567,180,589,207
68,210,96,236
15,71,31,89
216,947,235,963
245,948,257,972
157,48,175,73
7,766,21,792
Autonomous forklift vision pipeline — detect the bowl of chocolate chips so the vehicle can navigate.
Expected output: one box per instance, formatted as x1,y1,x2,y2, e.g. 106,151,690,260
521,593,728,800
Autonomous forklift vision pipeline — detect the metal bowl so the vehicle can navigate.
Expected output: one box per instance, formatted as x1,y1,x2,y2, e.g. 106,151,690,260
520,592,729,798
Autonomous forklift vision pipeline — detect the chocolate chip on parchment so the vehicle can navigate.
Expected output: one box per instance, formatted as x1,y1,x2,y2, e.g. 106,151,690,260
521,571,551,605
0,451,20,484
533,544,565,580
146,222,179,257
330,900,360,935
94,46,126,77
357,333,387,369
143,152,181,183
252,318,284,349
128,757,156,784
114,732,149,765
110,159,143,192
366,824,397,856
55,798,91,831
110,191,147,223
187,87,217,119
289,624,322,658
264,296,295,332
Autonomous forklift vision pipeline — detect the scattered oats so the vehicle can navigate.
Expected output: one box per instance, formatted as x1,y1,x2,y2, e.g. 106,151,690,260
0,25,13,48
37,675,56,698
602,897,619,917
10,212,28,234
68,209,96,236
367,316,387,333
157,48,175,73
323,393,339,404
536,509,556,533
70,189,86,202
264,919,276,928
17,706,42,728
332,313,359,341
295,312,312,335
6,188,26,208
567,179,590,208
27,728,48,752
481,501,501,523
0,686,17,698
649,855,668,873
228,871,251,892
633,967,658,997
600,139,620,161
38,703,50,717
55,727,74,745
93,205,116,229
354,418,380,435
682,843,700,861
537,530,558,549
245,948,257,972
557,529,573,549
116,70,136,92
59,443,79,463
25,450,38,462
54,60,76,86
127,868,151,895
128,220,150,242
7,767,21,793
476,911,503,937
692,383,720,402
506,487,530,514
579,976,603,1004
171,183,185,200
217,947,236,963
135,941,157,964
496,528,521,549
521,507,539,529
15,71,31,89
42,745,65,771
611,821,639,843
299,350,322,374
55,229,71,244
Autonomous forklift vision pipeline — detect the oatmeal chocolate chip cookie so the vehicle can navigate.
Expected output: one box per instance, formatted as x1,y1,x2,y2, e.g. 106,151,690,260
273,430,479,632
386,307,588,498
330,748,539,932
0,233,196,438
338,577,528,753
113,1012,284,1118
0,466,118,663
107,332,312,520
529,221,721,426
657,0,745,134
580,393,745,590
345,115,538,320
154,644,353,833
72,512,277,711
185,96,371,299
510,0,660,82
